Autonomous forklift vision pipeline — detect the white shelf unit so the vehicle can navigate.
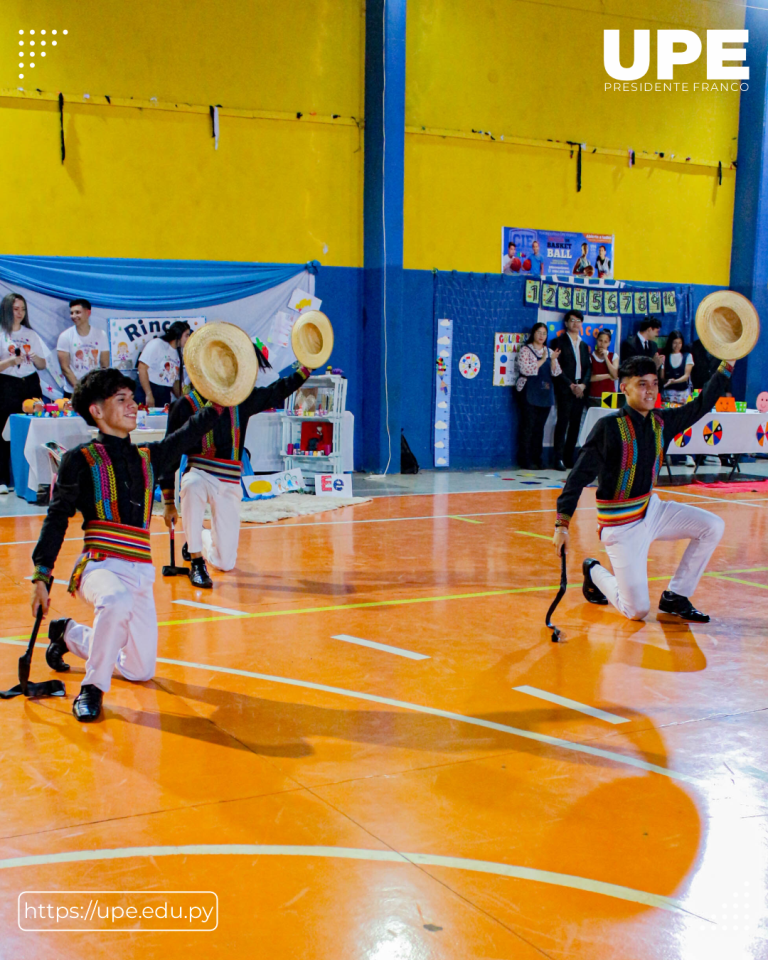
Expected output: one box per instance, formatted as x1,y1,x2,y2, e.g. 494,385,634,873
280,374,348,482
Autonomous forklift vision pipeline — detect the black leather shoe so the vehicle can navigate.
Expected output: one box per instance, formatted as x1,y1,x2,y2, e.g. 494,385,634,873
553,460,567,472
181,541,191,562
46,618,71,672
72,684,103,722
583,558,609,605
190,557,213,589
658,590,710,623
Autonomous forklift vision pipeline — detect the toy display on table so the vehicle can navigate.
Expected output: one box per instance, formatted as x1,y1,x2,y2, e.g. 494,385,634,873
22,397,74,417
291,385,337,418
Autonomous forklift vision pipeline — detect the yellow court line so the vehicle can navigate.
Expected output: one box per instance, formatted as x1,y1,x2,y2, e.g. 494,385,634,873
514,530,552,541
448,516,484,524
706,575,768,590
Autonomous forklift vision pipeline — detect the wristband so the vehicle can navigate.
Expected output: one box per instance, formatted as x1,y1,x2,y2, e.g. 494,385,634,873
718,360,734,377
162,490,175,506
554,513,571,529
31,565,53,588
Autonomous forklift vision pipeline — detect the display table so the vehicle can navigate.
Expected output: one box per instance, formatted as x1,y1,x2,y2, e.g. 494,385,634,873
4,415,168,503
578,407,768,455
6,410,355,503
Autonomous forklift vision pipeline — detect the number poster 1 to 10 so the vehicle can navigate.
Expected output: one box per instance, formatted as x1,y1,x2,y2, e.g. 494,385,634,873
493,333,525,387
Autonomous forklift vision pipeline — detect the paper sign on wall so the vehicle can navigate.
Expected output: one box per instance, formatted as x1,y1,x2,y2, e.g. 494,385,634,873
493,332,524,387
288,289,322,313
434,318,453,467
314,473,352,497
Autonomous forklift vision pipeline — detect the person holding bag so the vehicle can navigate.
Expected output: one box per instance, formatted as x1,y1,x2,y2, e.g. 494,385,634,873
516,322,561,470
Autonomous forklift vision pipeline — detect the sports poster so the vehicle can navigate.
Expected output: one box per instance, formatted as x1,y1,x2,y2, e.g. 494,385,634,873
502,227,615,279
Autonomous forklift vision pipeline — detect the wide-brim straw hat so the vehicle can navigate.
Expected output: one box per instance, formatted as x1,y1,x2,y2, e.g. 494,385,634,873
292,310,334,370
183,322,258,406
695,290,760,361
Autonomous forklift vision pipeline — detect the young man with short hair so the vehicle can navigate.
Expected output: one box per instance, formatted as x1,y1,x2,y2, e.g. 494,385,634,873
159,347,311,588
550,309,591,470
30,369,226,722
56,299,109,397
553,355,734,622
622,316,663,369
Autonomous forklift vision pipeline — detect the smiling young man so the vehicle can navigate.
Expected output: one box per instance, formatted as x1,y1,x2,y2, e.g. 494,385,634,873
553,354,735,622
30,368,226,722
56,299,109,397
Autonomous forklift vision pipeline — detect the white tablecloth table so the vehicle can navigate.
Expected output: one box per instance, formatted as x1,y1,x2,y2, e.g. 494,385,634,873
6,410,355,500
578,407,768,455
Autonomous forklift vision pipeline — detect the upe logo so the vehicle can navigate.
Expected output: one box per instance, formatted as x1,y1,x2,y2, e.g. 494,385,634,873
604,30,748,81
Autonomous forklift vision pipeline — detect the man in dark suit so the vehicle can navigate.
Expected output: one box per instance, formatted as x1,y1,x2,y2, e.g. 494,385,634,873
550,309,591,470
621,317,664,369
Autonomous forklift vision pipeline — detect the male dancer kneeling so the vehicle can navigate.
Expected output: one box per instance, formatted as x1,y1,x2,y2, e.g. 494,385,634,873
553,355,735,622
30,369,226,721
159,346,311,587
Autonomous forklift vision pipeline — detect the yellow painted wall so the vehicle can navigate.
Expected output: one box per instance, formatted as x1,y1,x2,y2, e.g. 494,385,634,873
0,0,365,264
404,0,744,283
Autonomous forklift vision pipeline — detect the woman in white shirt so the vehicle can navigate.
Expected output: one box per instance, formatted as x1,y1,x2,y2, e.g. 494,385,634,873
662,330,694,404
0,293,49,494
137,321,191,408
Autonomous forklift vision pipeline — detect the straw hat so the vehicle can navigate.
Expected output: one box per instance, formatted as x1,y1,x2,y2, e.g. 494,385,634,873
292,310,334,370
695,290,760,361
183,322,258,406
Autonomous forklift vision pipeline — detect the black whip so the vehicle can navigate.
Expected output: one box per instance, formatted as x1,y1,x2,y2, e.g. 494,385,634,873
1,597,66,699
545,550,568,642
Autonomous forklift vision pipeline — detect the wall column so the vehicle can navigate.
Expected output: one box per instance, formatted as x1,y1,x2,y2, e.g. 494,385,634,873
362,0,406,472
731,3,768,400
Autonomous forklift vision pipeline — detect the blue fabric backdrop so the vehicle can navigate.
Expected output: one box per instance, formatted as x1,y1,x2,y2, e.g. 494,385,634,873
0,256,319,311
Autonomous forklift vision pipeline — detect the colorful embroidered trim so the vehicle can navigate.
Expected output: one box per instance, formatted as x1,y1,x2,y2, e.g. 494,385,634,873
68,521,152,594
188,455,243,484
650,413,664,483
555,513,571,528
81,443,153,528
718,360,733,377
31,565,53,586
614,416,638,500
596,493,651,530
186,390,239,460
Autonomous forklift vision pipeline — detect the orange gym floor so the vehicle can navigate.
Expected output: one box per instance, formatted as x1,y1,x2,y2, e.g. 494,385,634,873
1,485,767,959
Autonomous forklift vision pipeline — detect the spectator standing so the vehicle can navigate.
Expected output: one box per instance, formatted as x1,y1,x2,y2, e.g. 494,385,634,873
550,310,591,470
56,298,109,397
588,328,619,407
622,317,664,370
0,293,49,494
137,321,191,408
516,322,562,469
662,330,694,404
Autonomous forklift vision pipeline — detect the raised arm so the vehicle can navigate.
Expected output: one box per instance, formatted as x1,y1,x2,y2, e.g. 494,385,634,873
147,402,223,477
239,367,311,420
660,361,734,444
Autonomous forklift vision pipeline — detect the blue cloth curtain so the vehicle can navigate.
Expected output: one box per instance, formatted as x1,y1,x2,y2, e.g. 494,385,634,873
0,256,320,311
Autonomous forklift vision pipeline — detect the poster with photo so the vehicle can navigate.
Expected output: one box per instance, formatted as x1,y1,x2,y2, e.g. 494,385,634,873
501,227,615,279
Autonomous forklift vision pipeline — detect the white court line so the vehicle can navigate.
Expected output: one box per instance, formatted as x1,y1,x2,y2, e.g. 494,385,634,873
0,844,701,917
24,576,69,587
513,685,629,725
331,633,430,660
172,600,249,617
0,641,706,783
661,488,766,507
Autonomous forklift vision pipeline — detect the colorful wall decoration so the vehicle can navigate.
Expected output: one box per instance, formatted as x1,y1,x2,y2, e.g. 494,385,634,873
434,317,453,466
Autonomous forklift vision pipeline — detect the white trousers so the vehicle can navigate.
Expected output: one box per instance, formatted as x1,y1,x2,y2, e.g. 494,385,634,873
180,467,242,571
590,494,725,621
63,557,157,693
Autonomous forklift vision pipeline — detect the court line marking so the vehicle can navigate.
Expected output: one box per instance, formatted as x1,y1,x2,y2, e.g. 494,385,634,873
513,685,629,725
172,600,250,617
706,574,768,590
0,638,698,781
153,656,700,783
0,844,702,917
661,488,766,508
330,634,430,660
448,516,483,524
514,530,552,541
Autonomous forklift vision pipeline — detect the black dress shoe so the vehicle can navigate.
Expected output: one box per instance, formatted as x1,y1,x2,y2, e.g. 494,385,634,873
190,557,213,589
658,590,710,623
181,541,191,562
72,684,103,722
46,618,71,672
582,558,609,605
553,460,567,472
